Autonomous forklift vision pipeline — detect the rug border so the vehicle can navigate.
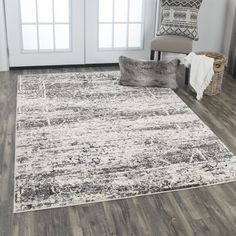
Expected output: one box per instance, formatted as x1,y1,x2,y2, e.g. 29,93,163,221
13,179,236,214
13,71,236,214
16,70,120,78
13,75,22,215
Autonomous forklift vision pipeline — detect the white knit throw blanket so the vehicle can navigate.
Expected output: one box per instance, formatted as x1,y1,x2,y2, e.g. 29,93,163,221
184,52,214,100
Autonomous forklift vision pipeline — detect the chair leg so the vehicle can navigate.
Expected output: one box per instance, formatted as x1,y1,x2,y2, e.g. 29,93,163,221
158,51,161,61
150,50,155,60
185,67,190,85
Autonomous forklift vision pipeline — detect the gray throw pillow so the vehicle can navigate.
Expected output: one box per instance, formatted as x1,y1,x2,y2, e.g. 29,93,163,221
118,56,180,89
157,0,203,41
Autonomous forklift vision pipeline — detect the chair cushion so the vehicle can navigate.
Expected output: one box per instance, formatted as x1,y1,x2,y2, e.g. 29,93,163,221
151,35,193,54
118,56,180,89
157,0,203,41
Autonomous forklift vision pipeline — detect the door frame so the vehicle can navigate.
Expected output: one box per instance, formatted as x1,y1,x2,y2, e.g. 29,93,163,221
0,0,9,71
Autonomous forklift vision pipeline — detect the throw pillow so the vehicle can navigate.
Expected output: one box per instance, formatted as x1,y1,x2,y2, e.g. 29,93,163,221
118,56,180,89
157,0,203,41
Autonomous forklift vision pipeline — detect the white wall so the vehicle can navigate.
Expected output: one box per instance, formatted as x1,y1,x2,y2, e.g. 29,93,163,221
193,0,227,52
0,0,9,71
222,0,236,56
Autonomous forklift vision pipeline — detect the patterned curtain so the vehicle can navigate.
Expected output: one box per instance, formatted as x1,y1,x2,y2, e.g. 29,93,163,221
228,9,236,78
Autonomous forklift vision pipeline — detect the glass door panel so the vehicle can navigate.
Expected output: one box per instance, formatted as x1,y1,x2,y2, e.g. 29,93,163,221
20,0,71,52
98,0,144,50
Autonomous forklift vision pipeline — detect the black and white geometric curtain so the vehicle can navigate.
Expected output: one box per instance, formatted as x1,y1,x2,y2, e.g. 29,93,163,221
228,8,236,78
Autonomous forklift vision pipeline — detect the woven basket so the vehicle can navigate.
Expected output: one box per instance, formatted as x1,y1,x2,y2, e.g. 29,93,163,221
196,52,227,96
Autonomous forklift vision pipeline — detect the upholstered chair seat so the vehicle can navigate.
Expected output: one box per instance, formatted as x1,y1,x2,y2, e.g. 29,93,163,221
151,35,193,55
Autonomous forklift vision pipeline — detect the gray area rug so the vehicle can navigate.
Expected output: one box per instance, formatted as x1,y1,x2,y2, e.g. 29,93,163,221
15,71,236,213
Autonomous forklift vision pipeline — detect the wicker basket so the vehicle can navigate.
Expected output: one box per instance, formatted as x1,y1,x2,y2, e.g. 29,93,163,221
196,52,227,96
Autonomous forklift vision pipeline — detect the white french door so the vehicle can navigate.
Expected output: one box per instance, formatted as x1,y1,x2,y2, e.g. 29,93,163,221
86,0,157,63
5,0,84,66
5,0,157,67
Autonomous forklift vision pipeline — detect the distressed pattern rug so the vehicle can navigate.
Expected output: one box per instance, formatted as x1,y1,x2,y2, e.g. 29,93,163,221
15,71,236,213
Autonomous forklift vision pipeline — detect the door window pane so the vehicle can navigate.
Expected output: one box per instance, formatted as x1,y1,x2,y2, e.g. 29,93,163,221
20,0,37,23
129,0,143,22
114,0,128,22
37,0,53,23
114,24,127,48
55,24,70,49
54,0,70,23
99,24,112,48
38,25,54,49
128,24,142,47
99,0,113,22
22,25,38,50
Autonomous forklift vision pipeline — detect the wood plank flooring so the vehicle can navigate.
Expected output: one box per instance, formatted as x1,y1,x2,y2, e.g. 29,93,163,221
1,65,236,236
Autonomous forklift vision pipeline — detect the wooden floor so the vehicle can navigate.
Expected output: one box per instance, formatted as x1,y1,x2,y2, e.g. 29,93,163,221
1,66,236,236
